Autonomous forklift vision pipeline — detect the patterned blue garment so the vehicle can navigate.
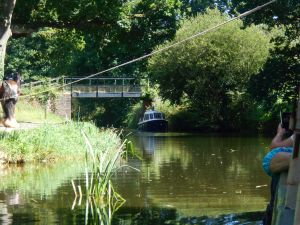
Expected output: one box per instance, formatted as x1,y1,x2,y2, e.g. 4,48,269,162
262,147,293,176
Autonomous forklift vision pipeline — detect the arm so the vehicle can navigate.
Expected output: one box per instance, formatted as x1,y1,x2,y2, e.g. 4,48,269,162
270,124,293,149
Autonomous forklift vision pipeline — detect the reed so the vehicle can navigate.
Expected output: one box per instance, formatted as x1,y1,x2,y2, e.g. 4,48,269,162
82,181,126,225
72,130,126,225
83,130,125,200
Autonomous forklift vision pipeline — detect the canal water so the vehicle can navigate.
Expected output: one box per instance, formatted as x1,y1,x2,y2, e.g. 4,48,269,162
0,132,271,224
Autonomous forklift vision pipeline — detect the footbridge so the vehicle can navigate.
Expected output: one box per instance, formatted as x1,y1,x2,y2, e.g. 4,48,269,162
22,76,142,118
23,76,142,98
65,77,142,98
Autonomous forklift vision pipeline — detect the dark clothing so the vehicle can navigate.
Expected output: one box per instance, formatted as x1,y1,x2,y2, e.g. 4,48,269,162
263,176,279,225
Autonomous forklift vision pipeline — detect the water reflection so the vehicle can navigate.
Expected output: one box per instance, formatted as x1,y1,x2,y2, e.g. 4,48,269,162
115,132,270,217
0,133,271,224
0,199,12,225
0,162,85,225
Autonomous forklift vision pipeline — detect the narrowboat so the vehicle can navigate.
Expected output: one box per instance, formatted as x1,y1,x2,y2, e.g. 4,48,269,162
138,109,168,132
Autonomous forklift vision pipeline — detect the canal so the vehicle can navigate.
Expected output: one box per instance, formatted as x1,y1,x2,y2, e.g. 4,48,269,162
0,132,271,224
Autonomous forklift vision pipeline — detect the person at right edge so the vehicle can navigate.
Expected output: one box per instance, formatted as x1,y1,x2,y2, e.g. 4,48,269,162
262,123,294,225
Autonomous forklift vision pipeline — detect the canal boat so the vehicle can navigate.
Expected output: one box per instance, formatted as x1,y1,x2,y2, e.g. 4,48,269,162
138,109,168,132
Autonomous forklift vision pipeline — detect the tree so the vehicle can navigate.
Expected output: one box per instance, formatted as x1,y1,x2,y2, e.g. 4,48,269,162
230,0,299,27
5,0,187,80
249,29,299,111
3,0,127,79
231,0,300,112
12,0,123,30
148,9,272,130
0,0,16,78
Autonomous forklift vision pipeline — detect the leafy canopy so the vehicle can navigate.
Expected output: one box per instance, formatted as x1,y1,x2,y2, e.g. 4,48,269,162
231,0,300,110
149,8,271,103
148,9,272,129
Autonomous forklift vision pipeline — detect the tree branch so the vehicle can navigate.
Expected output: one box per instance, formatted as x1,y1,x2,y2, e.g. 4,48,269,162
12,17,114,30
0,27,12,45
0,0,16,45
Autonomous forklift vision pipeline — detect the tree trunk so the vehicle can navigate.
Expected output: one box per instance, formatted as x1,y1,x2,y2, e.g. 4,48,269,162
0,0,16,78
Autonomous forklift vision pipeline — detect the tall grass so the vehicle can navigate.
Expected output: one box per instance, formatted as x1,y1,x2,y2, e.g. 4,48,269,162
0,121,122,163
14,99,64,123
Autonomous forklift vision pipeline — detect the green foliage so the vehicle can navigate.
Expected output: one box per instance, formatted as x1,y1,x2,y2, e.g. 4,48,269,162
90,0,185,79
6,28,85,80
148,9,272,130
180,0,230,17
0,121,122,163
248,30,299,110
6,1,238,130
5,0,295,132
21,79,61,107
125,101,144,129
14,99,64,123
0,97,64,124
7,0,186,80
231,0,300,129
13,0,123,27
230,0,299,27
72,98,139,128
81,130,125,199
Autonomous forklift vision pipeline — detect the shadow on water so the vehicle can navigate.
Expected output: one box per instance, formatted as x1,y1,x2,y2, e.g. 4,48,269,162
0,203,264,225
114,207,264,225
1,205,263,225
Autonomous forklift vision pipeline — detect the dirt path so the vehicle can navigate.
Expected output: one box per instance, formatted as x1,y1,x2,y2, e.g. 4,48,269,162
0,122,42,132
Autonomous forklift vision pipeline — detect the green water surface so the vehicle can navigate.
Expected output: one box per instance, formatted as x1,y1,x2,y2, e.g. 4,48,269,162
0,132,272,224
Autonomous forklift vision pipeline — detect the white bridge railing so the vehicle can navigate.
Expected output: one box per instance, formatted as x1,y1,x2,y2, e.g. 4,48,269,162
22,77,142,98
65,77,142,98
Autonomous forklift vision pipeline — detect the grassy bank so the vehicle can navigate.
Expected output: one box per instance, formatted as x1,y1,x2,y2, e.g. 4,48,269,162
15,99,65,123
0,121,122,163
0,99,123,163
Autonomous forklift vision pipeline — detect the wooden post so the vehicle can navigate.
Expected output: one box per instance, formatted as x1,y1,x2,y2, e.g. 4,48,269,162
61,76,65,92
122,77,125,97
290,87,300,225
70,76,73,96
272,172,295,225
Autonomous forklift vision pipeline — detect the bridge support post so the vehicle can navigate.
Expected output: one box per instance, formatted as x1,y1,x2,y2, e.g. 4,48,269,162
96,75,99,98
54,93,71,120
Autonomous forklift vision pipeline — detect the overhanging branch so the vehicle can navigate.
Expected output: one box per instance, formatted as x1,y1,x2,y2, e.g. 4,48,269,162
12,17,114,30
0,27,12,46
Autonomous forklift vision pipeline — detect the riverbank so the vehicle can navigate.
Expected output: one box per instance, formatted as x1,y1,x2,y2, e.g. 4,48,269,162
0,121,122,163
0,122,42,132
0,99,123,164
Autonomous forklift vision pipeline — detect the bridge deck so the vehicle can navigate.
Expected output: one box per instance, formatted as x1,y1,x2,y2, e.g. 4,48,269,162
67,78,142,98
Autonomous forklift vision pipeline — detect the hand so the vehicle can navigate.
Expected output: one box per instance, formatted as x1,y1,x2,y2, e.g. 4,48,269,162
277,123,287,135
270,124,293,149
